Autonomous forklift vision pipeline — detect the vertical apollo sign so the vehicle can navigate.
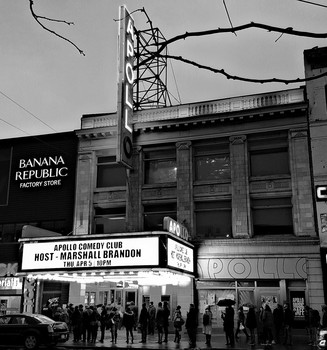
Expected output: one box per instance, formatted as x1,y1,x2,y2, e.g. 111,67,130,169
116,5,134,168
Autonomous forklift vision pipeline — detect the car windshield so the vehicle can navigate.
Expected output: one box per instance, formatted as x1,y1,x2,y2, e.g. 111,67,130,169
33,314,55,323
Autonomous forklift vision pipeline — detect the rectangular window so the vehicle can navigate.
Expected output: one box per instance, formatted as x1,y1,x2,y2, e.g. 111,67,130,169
96,156,126,188
249,132,289,177
143,203,177,230
251,197,293,235
194,141,230,181
0,147,12,206
144,148,177,184
195,201,232,238
94,207,126,234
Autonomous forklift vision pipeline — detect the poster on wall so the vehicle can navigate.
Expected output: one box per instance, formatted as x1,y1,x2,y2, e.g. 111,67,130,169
290,290,305,321
321,213,327,233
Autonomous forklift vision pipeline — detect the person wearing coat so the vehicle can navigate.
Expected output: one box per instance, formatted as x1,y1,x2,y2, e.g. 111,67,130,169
186,303,198,348
202,305,213,346
262,304,274,345
71,305,82,342
155,302,165,344
122,306,135,344
173,305,183,343
245,305,257,346
222,305,235,347
235,306,249,341
139,303,149,343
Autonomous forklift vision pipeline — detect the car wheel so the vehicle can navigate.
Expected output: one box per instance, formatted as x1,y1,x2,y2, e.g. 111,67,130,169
24,334,39,349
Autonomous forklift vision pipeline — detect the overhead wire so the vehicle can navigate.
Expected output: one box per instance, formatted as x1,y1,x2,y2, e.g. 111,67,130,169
296,0,327,9
0,89,57,132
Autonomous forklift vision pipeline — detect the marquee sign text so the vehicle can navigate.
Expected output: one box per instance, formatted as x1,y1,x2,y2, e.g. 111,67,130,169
167,238,194,273
21,237,159,271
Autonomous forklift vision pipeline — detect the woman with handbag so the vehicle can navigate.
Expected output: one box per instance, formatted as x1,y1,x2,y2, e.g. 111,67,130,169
235,306,249,341
173,305,184,343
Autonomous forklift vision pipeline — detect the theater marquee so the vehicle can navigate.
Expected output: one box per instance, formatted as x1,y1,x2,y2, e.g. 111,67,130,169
21,237,159,271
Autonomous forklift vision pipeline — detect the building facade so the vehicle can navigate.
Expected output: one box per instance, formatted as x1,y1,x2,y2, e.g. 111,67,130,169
2,48,326,330
0,132,77,314
65,86,321,327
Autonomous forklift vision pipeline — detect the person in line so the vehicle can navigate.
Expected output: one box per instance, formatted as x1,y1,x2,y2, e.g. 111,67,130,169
222,305,235,347
322,305,327,329
71,305,82,342
262,304,274,346
99,305,107,343
123,306,135,344
186,303,198,348
148,301,156,335
283,302,294,346
273,304,284,344
81,304,92,342
306,305,321,346
173,305,184,343
235,306,249,341
163,301,170,342
139,303,149,343
110,306,121,344
202,305,213,346
245,305,257,346
89,305,100,343
155,302,164,344
130,301,138,331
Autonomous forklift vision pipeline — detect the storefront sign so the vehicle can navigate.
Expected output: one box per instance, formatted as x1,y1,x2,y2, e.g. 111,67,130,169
167,238,194,273
21,237,159,271
316,186,327,201
14,155,69,189
116,5,135,168
0,263,18,277
197,257,307,279
163,217,189,241
0,277,22,290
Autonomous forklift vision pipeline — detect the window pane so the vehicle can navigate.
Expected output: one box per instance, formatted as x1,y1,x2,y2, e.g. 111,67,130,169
97,165,126,187
250,150,289,176
145,160,177,184
143,204,176,230
195,155,230,181
94,207,126,234
252,198,293,235
195,202,232,238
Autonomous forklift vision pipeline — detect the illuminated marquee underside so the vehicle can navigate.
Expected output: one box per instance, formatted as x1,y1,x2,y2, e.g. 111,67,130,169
22,269,192,286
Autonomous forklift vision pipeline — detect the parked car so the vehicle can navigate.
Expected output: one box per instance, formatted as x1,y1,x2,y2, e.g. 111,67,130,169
0,313,69,349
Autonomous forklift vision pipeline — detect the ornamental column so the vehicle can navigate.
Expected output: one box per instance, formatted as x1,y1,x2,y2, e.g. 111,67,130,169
230,135,251,238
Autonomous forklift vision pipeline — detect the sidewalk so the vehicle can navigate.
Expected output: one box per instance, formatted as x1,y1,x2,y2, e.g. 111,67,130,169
59,328,315,350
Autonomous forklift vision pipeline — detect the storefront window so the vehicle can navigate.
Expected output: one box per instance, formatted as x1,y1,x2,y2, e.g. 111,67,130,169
251,197,293,235
96,156,126,188
143,204,177,231
144,148,177,184
195,201,232,238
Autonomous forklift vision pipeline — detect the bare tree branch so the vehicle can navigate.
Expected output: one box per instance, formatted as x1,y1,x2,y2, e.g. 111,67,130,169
162,54,327,84
29,0,85,56
137,22,327,69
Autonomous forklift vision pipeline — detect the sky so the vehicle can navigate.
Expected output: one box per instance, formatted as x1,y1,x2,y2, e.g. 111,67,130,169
0,0,326,139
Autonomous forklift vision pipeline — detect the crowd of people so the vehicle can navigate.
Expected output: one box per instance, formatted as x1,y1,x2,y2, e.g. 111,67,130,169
41,300,327,348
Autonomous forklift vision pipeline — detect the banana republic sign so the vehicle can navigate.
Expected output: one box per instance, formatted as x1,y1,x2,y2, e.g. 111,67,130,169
14,155,68,189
